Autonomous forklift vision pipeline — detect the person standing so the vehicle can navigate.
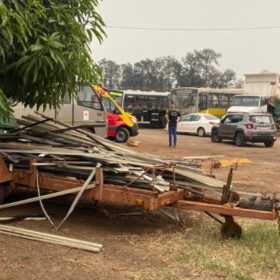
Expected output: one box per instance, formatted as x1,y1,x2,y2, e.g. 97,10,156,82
166,104,181,147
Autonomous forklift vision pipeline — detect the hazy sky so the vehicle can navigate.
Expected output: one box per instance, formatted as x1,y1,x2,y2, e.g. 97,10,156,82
91,0,280,78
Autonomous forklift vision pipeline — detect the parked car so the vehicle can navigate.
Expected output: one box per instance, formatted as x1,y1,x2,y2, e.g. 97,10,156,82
211,113,277,147
177,113,220,136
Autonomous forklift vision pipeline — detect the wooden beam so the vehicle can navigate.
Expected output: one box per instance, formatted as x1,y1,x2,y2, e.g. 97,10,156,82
0,224,102,252
175,200,277,220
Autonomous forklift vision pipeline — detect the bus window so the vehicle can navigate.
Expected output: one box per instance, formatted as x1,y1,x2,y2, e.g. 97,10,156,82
77,86,102,110
199,94,208,110
148,96,165,110
191,94,197,106
124,95,134,109
209,93,219,108
219,94,229,108
177,93,197,113
228,95,234,106
139,96,148,109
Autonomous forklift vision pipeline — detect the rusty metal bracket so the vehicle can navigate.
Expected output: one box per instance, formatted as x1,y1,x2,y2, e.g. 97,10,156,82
221,165,237,204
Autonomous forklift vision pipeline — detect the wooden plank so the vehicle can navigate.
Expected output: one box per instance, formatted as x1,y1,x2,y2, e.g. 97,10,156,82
175,200,277,220
0,224,102,252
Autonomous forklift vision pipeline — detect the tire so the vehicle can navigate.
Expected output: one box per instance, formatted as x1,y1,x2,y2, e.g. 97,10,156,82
235,132,245,147
264,141,274,148
211,130,221,143
197,127,205,137
115,127,129,143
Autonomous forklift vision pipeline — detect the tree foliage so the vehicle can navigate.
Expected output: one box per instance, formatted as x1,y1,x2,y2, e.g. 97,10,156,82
0,0,105,116
99,49,239,92
99,58,121,89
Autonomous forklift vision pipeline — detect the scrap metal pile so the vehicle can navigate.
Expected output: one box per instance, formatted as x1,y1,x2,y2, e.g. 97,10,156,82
0,114,226,195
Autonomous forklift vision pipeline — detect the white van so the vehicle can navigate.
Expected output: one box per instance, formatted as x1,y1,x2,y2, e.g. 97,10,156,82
13,85,107,137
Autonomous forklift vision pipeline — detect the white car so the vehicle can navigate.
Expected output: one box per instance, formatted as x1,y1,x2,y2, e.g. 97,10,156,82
177,113,220,136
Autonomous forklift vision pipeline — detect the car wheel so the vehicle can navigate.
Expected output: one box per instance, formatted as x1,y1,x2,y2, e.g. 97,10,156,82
211,130,221,143
264,141,274,147
115,127,129,143
197,127,205,137
235,132,245,147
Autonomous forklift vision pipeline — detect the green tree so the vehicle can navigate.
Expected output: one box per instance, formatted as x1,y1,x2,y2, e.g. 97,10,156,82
99,58,121,88
154,56,181,91
0,0,105,116
120,63,135,89
134,59,158,91
195,48,221,87
180,52,203,87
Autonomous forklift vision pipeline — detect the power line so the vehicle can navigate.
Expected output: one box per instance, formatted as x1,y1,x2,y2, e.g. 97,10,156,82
106,25,280,32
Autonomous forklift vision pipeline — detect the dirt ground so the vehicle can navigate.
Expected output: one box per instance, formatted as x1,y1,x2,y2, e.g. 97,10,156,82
0,129,279,280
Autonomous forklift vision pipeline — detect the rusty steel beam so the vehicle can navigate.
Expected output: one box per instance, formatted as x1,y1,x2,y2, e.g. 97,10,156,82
175,200,277,220
12,169,184,211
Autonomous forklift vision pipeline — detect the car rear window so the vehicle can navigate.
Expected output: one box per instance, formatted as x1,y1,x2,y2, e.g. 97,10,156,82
204,115,219,120
249,115,273,124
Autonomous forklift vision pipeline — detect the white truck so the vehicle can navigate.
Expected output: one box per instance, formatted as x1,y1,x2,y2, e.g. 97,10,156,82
228,73,280,123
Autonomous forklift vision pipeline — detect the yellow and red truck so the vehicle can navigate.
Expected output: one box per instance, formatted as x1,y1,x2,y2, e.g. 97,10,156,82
93,86,138,143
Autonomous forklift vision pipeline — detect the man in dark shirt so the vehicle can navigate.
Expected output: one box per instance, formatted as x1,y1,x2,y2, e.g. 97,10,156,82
166,104,181,147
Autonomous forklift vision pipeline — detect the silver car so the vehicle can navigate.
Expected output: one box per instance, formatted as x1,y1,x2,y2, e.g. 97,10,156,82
211,113,277,147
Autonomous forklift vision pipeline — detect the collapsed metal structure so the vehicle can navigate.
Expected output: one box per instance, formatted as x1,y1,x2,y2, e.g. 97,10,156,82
0,114,279,238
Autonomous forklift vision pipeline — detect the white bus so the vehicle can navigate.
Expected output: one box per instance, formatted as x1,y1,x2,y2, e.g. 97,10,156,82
170,87,245,118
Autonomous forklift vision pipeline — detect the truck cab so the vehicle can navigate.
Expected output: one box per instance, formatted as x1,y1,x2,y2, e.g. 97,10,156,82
228,73,280,125
94,86,138,143
228,95,268,114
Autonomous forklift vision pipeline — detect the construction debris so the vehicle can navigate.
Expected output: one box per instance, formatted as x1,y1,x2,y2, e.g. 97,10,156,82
0,114,227,195
0,114,279,239
0,224,102,252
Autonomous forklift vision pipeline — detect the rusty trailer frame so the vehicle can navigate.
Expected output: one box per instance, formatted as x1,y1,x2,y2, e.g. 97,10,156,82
0,157,278,238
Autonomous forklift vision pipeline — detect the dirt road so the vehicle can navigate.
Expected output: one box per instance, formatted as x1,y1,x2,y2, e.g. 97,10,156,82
0,129,279,280
134,129,280,193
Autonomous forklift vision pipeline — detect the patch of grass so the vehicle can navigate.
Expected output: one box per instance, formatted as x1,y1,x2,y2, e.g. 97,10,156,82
175,221,280,279
239,222,280,273
204,261,254,280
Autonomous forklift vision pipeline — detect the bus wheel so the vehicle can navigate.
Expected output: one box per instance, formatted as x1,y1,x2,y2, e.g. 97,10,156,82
115,127,129,143
197,127,205,137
